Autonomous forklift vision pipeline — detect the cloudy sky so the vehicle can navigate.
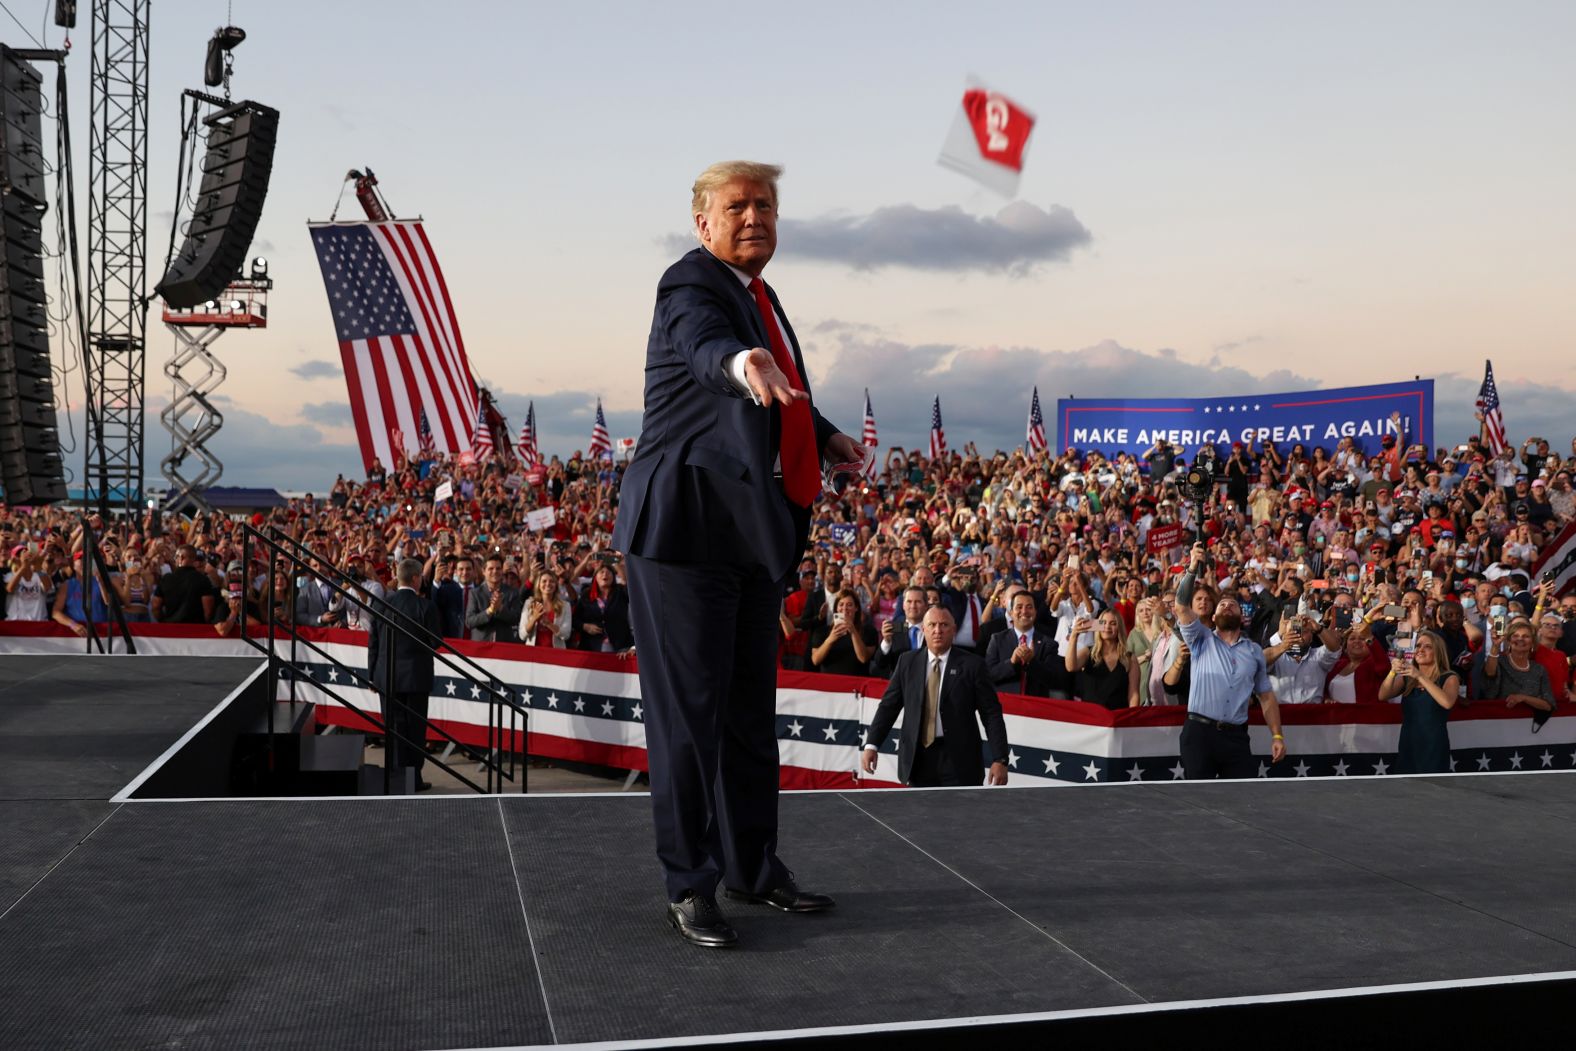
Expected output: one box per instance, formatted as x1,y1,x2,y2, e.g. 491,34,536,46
32,1,1576,489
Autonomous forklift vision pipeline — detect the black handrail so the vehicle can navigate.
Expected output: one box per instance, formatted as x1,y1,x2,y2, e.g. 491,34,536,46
79,516,136,655
239,524,527,794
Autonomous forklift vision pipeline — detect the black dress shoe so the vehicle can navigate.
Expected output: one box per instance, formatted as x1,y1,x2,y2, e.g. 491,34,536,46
415,779,433,792
667,893,738,948
724,877,835,913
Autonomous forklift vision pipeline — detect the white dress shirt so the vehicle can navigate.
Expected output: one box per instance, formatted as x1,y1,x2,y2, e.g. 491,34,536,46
863,647,950,755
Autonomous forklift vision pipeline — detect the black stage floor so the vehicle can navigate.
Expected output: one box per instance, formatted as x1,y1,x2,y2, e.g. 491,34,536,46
4,655,1576,1048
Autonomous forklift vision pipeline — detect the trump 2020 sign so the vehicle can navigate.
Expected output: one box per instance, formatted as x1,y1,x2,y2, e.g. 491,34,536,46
1055,380,1433,459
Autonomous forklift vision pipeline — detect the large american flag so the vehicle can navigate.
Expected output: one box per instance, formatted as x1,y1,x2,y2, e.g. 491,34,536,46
928,396,947,460
1026,386,1047,453
518,401,539,466
861,389,878,479
1476,359,1508,455
588,398,612,460
309,221,478,472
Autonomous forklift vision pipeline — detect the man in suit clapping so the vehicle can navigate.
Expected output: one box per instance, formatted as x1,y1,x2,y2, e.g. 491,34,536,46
986,590,1072,698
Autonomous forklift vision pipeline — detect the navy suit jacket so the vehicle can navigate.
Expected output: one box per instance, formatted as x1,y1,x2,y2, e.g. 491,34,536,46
611,248,839,583
367,588,443,696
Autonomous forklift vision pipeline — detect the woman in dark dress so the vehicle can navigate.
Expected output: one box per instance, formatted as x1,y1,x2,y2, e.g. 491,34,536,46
1065,609,1138,710
1378,629,1460,774
808,594,876,676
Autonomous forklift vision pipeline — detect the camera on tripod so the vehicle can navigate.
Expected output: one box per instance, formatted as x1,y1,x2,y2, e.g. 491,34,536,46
1183,463,1215,505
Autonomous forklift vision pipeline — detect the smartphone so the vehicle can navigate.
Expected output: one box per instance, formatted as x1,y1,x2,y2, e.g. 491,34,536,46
1067,554,1081,570
1421,570,1432,582
408,529,426,540
832,612,845,626
1491,614,1508,637
1335,608,1354,631
1382,604,1405,620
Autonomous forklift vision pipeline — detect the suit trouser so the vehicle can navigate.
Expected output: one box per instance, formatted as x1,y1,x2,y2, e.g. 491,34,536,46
1179,719,1256,779
385,690,430,776
625,555,790,902
908,739,969,787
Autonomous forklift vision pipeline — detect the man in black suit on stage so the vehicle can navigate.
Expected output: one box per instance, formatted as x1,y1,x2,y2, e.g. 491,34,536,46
612,161,867,949
986,589,1072,698
367,558,444,792
861,606,1011,787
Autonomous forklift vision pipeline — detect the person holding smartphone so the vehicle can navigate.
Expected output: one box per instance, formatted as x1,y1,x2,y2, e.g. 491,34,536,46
808,594,875,676
1379,630,1460,773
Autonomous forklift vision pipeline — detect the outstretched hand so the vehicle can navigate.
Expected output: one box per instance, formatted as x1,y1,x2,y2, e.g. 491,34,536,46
825,432,869,474
742,348,808,407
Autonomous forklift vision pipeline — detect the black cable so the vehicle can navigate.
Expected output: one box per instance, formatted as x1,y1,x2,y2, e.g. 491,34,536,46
156,95,199,291
0,0,43,46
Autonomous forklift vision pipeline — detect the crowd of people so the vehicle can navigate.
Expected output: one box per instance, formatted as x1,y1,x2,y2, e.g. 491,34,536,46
3,416,1573,770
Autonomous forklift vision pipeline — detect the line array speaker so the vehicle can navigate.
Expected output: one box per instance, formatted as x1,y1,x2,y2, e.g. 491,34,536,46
0,44,65,506
154,100,279,309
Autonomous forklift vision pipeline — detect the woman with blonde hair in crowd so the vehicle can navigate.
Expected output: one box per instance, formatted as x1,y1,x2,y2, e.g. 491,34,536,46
1126,595,1166,706
1066,608,1139,709
1378,629,1459,773
520,569,572,648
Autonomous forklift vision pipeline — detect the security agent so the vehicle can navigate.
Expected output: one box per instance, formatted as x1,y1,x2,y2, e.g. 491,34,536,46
1174,542,1287,778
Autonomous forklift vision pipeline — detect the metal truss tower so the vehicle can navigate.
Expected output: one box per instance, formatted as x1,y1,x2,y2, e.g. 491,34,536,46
85,0,150,514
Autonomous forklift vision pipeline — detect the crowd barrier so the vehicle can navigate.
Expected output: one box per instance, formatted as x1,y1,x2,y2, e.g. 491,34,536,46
2,622,1571,787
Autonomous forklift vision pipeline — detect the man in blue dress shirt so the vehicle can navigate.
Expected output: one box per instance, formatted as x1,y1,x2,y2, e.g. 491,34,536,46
1174,542,1287,778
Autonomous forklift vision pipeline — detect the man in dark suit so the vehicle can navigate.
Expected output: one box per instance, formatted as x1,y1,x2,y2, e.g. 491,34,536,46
986,589,1072,698
367,558,444,792
427,555,466,638
612,161,866,949
796,560,845,633
862,606,1011,787
464,554,521,642
870,586,928,678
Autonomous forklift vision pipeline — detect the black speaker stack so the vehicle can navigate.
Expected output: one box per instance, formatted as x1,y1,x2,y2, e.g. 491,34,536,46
154,100,278,309
0,44,66,506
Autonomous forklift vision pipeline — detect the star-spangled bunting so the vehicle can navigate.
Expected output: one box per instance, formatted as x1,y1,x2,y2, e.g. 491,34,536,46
308,221,479,472
928,396,947,460
1026,386,1047,453
588,398,612,460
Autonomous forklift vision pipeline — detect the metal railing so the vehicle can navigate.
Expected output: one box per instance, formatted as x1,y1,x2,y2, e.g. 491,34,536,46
80,515,137,655
238,525,528,794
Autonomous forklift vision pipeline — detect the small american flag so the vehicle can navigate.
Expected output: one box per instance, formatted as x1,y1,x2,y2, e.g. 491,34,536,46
472,401,494,457
1476,359,1508,455
518,401,539,466
861,389,878,479
928,396,947,460
588,398,612,460
418,408,434,454
1026,386,1047,453
309,221,479,472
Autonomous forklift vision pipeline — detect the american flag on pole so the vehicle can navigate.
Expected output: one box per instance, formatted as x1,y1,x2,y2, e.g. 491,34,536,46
1476,359,1508,455
861,389,878,479
309,221,479,473
517,402,539,466
418,408,435,455
588,398,612,460
1026,386,1047,453
472,401,494,457
928,396,947,460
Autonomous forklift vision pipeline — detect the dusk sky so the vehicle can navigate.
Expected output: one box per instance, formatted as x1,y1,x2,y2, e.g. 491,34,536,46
30,1,1576,489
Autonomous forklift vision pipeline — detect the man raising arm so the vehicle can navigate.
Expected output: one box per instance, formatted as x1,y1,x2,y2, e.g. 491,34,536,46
1174,542,1286,779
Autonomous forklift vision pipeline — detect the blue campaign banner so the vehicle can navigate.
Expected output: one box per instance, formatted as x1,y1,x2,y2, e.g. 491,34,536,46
1055,380,1433,462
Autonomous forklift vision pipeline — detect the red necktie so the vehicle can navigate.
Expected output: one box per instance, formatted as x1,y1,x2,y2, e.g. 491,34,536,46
748,278,820,507
1019,633,1030,694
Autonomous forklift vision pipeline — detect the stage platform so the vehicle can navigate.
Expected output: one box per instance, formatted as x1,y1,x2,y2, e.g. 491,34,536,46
4,653,1576,1048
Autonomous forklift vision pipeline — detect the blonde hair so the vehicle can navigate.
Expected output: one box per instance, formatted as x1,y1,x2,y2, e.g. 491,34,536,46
1412,629,1451,682
691,161,782,218
1090,610,1128,669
